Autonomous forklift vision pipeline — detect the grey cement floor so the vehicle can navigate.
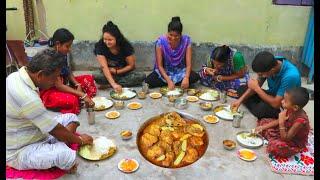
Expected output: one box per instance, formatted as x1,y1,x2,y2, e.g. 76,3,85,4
58,72,314,180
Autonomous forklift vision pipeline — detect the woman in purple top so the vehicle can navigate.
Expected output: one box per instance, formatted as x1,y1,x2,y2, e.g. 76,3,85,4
145,16,199,90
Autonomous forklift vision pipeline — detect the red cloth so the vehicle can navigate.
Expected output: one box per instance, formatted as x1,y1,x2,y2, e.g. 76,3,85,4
74,75,97,98
6,133,81,179
40,75,96,114
257,109,310,158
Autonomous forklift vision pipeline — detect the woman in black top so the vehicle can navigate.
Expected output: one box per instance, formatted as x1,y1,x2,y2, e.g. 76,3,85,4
93,21,146,92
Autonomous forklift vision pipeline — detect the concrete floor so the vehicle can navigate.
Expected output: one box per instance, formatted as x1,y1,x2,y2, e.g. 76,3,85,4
58,72,314,180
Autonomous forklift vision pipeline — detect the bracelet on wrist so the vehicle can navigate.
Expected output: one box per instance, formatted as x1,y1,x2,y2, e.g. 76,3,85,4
279,127,286,130
80,93,88,100
216,75,222,82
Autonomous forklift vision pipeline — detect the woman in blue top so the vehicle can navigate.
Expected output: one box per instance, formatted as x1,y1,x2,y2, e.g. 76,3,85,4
145,16,199,90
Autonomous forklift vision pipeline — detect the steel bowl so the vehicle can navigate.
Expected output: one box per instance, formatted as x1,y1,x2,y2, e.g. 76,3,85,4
223,140,236,150
199,102,213,111
137,91,147,99
114,100,125,110
187,89,199,96
174,97,188,109
120,130,133,140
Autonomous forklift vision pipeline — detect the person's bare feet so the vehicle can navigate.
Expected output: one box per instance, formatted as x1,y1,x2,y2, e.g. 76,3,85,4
66,162,78,174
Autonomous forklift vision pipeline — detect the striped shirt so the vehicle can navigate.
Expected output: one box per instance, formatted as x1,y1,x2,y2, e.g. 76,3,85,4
6,66,58,161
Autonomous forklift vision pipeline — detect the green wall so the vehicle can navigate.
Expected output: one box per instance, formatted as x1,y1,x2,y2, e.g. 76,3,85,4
6,0,311,46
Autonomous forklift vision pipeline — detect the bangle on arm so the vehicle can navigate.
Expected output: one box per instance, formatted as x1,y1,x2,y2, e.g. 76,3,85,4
216,75,222,82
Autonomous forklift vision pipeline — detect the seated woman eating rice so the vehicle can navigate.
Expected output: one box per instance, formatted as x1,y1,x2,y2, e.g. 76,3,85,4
40,28,96,114
199,45,249,92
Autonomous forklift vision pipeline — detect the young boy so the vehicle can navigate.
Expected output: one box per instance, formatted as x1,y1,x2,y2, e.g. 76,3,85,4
253,87,310,158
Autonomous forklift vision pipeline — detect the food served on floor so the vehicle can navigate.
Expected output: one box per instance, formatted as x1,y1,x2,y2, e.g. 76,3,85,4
199,102,213,111
127,102,142,110
78,136,116,160
203,115,219,124
110,88,136,100
160,87,183,96
105,111,120,119
215,109,234,120
137,91,147,99
149,92,162,99
118,159,139,173
92,97,113,111
187,89,198,96
168,95,178,103
236,132,263,148
223,140,236,150
114,101,125,110
167,89,181,96
198,90,219,101
120,130,133,140
137,112,208,168
186,96,199,102
227,89,238,98
214,105,243,120
238,149,257,161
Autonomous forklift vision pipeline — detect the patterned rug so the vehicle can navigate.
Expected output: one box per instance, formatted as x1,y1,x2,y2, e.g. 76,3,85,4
267,132,314,176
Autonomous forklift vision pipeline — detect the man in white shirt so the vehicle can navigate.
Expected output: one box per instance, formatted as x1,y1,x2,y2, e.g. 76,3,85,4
6,49,93,173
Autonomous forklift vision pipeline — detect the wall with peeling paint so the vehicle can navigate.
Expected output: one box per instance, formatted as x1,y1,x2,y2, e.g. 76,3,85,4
6,0,311,46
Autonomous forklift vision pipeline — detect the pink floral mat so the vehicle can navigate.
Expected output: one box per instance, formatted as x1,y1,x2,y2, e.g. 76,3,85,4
267,132,314,176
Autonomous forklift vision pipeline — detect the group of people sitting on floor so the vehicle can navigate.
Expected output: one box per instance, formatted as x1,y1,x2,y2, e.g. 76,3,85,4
6,16,310,173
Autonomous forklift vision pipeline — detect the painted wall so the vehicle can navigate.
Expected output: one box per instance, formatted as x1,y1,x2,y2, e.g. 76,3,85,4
6,0,311,46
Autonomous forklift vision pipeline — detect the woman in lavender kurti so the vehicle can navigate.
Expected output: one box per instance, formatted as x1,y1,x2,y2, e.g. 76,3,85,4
145,16,199,89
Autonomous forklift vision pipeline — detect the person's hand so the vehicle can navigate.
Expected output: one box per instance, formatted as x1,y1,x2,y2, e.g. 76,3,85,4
167,80,175,90
181,77,189,89
231,100,241,112
279,109,289,124
112,83,122,93
252,126,263,134
109,67,116,74
79,134,93,145
213,75,219,82
83,96,95,108
248,78,260,91
205,68,217,76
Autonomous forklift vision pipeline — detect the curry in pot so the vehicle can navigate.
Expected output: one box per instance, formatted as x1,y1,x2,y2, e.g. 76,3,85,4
137,112,208,168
